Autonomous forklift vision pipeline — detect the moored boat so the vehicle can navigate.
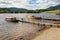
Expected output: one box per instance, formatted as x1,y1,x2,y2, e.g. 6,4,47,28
28,15,42,19
5,17,19,22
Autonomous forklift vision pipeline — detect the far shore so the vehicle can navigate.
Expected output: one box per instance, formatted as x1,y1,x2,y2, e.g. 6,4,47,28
42,10,60,14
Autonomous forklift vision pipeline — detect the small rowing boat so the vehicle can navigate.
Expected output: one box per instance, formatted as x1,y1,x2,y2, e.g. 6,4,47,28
28,15,42,19
5,17,19,22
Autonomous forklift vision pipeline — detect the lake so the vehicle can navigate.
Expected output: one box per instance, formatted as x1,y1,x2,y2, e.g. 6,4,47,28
0,13,60,40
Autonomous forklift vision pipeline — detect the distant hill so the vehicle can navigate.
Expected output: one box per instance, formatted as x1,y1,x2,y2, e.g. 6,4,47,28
47,5,60,10
6,7,27,10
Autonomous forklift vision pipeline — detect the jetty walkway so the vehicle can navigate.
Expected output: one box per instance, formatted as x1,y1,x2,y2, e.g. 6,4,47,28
19,19,60,28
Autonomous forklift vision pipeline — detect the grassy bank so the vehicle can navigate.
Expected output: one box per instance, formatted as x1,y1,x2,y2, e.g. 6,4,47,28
45,10,60,14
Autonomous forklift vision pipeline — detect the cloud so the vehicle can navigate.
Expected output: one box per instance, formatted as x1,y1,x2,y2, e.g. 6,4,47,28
27,0,60,9
0,0,28,8
0,0,60,9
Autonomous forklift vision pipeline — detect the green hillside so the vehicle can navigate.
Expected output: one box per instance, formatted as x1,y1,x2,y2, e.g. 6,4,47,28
45,10,60,14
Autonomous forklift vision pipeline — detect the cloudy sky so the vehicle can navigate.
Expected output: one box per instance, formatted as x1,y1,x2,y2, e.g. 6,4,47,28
0,0,60,10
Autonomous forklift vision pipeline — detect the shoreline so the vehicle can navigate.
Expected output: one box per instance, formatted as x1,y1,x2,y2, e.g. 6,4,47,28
16,26,51,40
33,27,60,40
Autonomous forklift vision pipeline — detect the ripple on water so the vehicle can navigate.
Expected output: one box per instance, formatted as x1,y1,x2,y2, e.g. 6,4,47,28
0,14,60,40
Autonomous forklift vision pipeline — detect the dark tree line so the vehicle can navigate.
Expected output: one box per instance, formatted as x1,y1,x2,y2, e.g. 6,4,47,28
0,8,53,13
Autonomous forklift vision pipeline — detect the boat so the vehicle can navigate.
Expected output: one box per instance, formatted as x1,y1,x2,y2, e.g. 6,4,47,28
5,17,19,22
28,15,42,19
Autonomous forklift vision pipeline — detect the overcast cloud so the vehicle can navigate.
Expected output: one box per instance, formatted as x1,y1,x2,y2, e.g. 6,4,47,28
0,0,60,10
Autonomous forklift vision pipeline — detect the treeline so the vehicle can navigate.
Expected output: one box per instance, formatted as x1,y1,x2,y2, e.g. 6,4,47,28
0,8,53,13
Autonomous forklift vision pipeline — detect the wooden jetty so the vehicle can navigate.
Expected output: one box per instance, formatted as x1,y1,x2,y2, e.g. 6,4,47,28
28,15,60,21
19,20,60,27
42,18,60,21
33,17,60,21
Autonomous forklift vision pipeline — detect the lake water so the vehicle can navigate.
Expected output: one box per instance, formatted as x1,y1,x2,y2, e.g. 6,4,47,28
0,13,60,40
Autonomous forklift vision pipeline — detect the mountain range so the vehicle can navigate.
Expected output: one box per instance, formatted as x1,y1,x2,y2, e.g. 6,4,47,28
47,5,60,10
8,5,60,10
6,7,27,10
0,5,60,10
